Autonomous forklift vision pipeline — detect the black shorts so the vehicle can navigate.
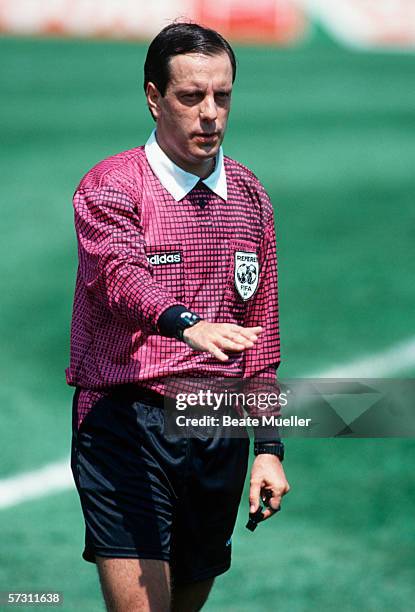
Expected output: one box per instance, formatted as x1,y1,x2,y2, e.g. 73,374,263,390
70,386,250,585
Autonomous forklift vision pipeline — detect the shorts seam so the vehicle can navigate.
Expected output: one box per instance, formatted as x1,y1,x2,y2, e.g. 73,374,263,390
85,545,170,563
174,561,231,585
94,545,167,553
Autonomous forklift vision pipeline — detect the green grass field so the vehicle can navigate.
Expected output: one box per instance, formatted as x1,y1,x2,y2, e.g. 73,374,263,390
1,32,414,610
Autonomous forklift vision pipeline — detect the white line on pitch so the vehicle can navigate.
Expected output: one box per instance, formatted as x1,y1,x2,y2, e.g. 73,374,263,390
1,335,415,510
0,459,73,509
312,336,415,378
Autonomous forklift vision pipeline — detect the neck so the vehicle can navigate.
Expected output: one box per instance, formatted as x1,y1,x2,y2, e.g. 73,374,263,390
192,158,216,179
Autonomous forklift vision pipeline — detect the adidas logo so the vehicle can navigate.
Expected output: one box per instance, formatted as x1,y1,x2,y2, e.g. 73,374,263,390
147,252,182,266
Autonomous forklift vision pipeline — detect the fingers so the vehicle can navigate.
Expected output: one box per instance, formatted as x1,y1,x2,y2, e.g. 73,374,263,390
238,326,264,340
261,492,282,520
249,480,261,513
213,324,263,353
261,506,280,520
216,335,252,351
206,326,263,359
249,483,289,522
260,484,290,520
206,343,229,362
226,325,263,343
183,322,264,361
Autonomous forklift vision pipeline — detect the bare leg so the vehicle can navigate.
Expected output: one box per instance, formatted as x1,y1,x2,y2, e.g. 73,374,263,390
171,578,215,612
96,556,171,612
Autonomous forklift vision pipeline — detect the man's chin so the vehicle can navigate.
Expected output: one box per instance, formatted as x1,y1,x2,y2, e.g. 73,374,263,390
192,142,220,158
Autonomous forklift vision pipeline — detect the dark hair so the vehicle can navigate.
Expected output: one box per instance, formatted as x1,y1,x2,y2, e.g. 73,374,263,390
144,22,237,96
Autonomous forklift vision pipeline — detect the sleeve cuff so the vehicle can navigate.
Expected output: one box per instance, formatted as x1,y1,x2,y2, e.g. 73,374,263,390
253,424,281,443
157,305,189,337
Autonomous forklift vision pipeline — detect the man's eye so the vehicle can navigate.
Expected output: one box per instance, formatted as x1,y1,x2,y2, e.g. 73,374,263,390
182,93,200,101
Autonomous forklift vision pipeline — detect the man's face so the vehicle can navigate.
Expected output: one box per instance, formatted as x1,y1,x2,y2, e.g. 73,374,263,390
146,52,233,177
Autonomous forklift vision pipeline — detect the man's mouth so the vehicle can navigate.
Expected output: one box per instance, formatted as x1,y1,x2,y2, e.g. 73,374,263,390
194,132,219,140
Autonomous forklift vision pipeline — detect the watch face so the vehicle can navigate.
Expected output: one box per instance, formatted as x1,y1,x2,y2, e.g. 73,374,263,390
180,312,193,320
180,312,199,326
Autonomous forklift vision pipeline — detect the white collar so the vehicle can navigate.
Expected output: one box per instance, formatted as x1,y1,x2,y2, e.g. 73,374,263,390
144,129,227,201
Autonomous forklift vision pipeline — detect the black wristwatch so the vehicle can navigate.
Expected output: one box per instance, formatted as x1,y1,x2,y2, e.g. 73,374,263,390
174,311,203,341
254,441,285,461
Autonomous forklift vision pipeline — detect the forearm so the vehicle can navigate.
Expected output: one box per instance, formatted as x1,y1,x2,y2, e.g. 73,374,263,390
74,187,186,335
244,365,282,442
91,255,185,334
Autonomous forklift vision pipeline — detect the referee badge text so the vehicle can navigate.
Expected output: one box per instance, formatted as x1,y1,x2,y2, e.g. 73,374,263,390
234,251,259,300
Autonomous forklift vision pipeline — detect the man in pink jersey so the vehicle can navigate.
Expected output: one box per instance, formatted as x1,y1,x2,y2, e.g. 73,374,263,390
68,22,290,611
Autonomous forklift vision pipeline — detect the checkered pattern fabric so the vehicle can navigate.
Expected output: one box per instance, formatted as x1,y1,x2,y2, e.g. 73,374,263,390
66,147,280,428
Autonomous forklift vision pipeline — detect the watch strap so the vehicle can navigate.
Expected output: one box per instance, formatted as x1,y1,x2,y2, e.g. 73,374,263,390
254,441,285,461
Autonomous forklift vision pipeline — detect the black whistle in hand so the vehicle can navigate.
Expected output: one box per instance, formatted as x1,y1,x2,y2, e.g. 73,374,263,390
246,490,274,531
246,507,265,532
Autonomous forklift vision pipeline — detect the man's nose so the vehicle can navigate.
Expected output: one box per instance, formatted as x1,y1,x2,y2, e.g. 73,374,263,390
200,96,217,121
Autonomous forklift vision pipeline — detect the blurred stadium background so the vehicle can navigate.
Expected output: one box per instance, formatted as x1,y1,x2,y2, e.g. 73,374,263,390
1,0,414,610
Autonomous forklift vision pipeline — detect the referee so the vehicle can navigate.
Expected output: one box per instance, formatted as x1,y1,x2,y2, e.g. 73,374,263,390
67,22,290,612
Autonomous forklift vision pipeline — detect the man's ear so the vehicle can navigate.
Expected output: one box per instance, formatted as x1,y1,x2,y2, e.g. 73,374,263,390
146,82,161,121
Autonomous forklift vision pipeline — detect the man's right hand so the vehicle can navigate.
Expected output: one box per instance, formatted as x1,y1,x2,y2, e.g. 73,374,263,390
182,322,263,362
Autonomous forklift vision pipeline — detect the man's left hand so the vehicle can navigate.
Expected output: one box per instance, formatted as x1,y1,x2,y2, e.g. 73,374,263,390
249,454,290,520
